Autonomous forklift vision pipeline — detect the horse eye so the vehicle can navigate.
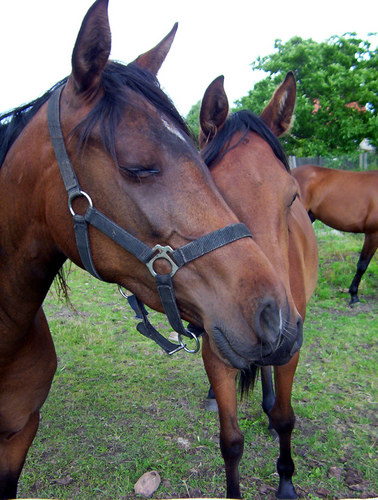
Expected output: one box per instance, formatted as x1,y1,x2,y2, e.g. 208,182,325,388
289,193,299,207
119,165,160,179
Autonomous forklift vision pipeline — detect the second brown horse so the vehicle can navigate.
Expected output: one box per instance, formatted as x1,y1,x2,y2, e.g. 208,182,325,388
199,72,318,498
292,164,378,304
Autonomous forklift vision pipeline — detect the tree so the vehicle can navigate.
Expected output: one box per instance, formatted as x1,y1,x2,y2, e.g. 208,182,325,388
236,33,377,156
186,100,201,146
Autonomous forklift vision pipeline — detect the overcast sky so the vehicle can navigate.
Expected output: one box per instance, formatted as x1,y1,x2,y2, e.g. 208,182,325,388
1,0,377,117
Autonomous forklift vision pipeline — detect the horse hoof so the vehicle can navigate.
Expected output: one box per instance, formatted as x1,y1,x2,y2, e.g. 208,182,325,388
205,398,218,412
268,427,278,440
276,491,298,499
276,482,298,499
349,298,360,307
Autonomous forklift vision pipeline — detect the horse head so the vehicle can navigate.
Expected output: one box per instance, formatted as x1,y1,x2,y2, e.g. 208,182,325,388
199,72,306,366
0,0,294,370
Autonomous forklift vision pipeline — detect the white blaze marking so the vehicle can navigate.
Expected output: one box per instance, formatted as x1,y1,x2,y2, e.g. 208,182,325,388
162,118,187,143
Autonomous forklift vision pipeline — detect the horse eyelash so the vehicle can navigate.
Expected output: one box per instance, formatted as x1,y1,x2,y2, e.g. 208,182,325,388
119,165,160,179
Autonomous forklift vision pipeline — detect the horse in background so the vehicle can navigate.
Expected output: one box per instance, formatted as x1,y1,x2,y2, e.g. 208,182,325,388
292,165,378,304
0,0,300,497
199,72,318,498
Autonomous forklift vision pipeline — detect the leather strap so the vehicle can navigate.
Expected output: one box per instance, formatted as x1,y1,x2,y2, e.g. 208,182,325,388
85,207,155,264
73,214,103,280
47,86,81,197
156,273,188,337
127,293,204,355
171,223,252,267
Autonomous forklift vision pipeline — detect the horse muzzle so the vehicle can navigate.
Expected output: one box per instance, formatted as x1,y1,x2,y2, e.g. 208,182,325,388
210,311,303,369
257,318,303,366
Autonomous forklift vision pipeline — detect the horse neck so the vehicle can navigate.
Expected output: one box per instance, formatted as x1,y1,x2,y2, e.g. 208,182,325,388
287,202,318,317
0,113,65,334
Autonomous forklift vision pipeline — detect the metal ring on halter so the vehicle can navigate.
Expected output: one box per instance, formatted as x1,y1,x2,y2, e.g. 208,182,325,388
178,329,201,354
68,190,93,216
146,244,179,278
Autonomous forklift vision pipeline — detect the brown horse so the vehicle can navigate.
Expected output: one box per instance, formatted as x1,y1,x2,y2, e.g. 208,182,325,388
199,72,318,498
0,1,306,498
292,164,378,304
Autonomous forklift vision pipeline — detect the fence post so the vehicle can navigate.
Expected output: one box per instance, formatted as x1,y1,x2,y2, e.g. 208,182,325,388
289,155,297,170
359,152,368,170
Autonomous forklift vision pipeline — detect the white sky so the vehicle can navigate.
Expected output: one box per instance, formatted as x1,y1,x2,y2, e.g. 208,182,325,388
0,0,377,117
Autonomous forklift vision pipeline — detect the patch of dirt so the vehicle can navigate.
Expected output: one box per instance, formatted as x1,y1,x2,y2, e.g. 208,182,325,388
344,466,377,498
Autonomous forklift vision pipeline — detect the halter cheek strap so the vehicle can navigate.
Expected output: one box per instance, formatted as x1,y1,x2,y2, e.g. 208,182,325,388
47,85,253,355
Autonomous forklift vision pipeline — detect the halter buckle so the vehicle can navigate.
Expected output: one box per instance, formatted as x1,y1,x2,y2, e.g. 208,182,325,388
146,245,179,278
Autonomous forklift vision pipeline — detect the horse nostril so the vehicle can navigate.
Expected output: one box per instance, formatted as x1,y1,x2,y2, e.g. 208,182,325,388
255,297,281,348
295,314,304,342
297,316,303,333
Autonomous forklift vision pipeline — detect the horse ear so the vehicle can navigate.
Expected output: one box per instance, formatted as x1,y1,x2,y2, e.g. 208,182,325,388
260,71,296,137
199,75,229,148
133,23,178,75
71,0,111,95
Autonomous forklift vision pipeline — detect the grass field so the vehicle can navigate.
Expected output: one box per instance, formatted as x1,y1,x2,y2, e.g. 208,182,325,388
17,222,377,499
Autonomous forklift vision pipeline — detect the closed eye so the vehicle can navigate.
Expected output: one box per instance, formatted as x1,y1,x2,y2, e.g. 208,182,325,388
289,192,299,207
119,165,160,179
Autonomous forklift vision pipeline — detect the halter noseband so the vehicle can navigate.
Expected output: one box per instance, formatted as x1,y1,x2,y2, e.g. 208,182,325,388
47,85,252,355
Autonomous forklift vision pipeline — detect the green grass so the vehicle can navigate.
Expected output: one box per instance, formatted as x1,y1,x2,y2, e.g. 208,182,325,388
17,222,377,499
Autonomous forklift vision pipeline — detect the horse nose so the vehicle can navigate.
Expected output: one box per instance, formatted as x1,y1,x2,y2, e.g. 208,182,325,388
254,298,303,355
254,298,282,353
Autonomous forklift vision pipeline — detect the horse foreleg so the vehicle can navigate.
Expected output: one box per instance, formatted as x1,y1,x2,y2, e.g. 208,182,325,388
261,366,275,432
270,352,299,499
202,335,243,499
348,232,378,304
0,309,57,499
0,412,40,499
205,385,219,412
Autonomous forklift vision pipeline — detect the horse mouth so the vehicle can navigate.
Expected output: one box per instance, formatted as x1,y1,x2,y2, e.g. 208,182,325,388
211,324,303,369
259,330,303,366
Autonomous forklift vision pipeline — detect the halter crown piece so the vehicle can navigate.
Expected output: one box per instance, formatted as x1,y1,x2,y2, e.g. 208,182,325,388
47,86,253,355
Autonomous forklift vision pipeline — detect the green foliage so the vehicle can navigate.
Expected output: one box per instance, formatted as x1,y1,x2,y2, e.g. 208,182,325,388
236,33,378,156
185,99,201,145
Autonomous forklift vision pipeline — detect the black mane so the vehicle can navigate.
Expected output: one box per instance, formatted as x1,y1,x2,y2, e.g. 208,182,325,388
0,78,67,167
201,109,289,172
0,61,191,168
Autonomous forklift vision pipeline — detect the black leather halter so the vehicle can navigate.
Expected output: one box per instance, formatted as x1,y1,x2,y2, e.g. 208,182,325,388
47,85,252,354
